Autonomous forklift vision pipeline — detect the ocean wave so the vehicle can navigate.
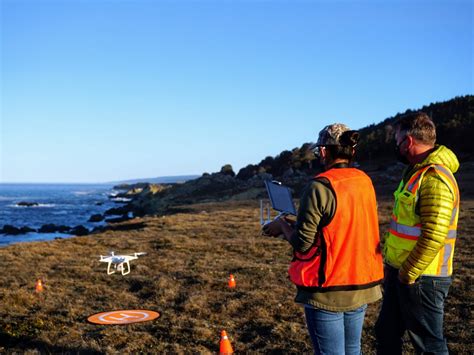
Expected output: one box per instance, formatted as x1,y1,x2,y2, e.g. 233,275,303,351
0,196,30,201
1,184,112,247
72,191,97,196
110,197,132,202
11,203,56,208
51,210,68,215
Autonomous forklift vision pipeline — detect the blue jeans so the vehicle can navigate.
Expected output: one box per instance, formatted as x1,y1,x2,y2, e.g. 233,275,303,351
375,265,452,354
304,304,367,355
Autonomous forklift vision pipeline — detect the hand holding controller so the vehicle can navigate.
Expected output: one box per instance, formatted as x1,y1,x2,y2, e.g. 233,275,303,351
261,215,294,240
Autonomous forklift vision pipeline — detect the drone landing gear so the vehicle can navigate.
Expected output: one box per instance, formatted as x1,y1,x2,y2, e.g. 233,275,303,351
106,261,131,275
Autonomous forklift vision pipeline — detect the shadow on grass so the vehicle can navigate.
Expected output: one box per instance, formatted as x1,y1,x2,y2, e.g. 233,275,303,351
162,206,195,215
103,222,147,232
0,331,104,354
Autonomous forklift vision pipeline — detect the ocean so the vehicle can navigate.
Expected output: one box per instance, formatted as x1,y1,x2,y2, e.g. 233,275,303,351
0,183,125,246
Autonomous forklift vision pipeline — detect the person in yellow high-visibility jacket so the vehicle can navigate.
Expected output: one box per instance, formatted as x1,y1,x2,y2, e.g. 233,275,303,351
375,112,460,355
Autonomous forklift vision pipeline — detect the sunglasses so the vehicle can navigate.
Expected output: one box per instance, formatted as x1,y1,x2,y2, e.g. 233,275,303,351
312,145,326,158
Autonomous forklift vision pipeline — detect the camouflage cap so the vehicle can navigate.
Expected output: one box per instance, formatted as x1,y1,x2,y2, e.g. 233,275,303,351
310,123,351,150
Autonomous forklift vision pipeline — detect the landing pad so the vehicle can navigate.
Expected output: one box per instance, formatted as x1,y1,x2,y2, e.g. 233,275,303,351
87,310,160,325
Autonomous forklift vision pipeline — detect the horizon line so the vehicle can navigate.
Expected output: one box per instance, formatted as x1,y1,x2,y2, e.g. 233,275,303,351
0,174,201,185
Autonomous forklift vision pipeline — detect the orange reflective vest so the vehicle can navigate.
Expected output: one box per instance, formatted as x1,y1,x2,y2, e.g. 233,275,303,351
384,164,459,276
289,168,384,291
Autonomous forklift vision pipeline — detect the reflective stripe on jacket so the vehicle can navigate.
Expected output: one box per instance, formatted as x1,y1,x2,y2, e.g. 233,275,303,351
288,168,384,291
384,164,459,276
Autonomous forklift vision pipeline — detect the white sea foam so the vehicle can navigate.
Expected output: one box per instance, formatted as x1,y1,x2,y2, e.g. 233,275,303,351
12,203,56,208
52,210,68,215
111,197,132,202
73,191,97,196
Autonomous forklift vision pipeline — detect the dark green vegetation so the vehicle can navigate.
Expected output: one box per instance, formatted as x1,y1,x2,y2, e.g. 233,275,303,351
237,95,473,180
357,95,474,164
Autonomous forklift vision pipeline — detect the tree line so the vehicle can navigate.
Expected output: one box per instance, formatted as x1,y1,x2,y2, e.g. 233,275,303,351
233,95,473,180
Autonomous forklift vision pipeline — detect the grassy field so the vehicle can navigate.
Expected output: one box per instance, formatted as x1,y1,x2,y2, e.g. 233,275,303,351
0,198,472,354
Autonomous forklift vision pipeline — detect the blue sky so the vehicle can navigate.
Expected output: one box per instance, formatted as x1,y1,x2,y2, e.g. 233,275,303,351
1,0,472,183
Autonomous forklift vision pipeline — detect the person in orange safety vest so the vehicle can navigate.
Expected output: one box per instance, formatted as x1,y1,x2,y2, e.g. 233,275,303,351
263,123,383,354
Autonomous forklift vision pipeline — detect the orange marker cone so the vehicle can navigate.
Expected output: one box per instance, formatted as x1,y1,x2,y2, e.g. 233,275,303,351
219,330,234,354
228,274,236,289
35,279,43,293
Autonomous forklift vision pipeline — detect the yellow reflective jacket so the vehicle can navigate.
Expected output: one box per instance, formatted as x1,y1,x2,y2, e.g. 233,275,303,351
384,145,460,283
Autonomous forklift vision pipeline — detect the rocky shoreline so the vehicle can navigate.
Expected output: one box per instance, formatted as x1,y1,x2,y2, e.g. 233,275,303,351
3,160,471,239
0,167,288,237
110,162,406,218
0,191,135,238
0,162,401,238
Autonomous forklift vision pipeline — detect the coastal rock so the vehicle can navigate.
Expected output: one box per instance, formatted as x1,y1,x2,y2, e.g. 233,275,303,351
0,225,37,235
20,226,36,233
104,206,130,216
38,224,71,233
57,225,71,233
125,187,144,195
0,224,36,235
91,226,105,234
220,164,235,177
127,172,252,216
38,224,59,233
89,214,104,222
114,182,151,191
16,201,39,207
122,166,320,217
113,183,169,198
1,225,22,235
142,184,168,195
70,225,89,236
105,214,131,224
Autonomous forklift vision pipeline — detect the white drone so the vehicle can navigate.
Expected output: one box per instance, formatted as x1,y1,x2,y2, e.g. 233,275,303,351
99,252,146,275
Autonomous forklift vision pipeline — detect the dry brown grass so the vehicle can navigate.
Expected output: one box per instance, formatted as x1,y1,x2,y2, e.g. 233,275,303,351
0,199,472,354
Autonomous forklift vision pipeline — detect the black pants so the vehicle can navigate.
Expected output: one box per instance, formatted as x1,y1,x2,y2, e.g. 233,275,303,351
375,264,452,354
